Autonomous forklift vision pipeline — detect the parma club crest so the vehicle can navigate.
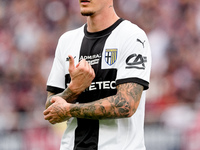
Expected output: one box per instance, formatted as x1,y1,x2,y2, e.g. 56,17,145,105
105,49,118,66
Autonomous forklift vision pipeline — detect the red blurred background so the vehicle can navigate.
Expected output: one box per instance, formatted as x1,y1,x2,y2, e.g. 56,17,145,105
0,0,200,149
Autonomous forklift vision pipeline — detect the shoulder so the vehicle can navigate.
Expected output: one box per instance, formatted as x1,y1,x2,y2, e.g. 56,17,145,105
54,25,85,56
59,25,85,42
116,20,147,38
115,20,150,50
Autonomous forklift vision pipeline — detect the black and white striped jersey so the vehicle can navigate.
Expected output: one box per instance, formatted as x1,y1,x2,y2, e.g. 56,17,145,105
47,18,151,150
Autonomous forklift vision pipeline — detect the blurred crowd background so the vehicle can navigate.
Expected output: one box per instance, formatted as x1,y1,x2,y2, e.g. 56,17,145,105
0,0,200,149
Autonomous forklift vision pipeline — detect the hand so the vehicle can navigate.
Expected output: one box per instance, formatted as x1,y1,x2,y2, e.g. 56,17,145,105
43,96,71,124
68,55,95,94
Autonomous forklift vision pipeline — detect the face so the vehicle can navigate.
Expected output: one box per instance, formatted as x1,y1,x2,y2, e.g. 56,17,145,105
79,0,112,16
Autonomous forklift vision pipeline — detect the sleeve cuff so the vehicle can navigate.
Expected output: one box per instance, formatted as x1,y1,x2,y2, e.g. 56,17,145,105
46,85,65,94
116,78,149,90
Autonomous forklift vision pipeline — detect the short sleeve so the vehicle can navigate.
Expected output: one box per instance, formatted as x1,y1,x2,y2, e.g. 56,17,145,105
116,31,151,90
46,38,65,93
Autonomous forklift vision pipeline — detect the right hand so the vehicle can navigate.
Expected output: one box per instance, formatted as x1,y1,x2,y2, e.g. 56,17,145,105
68,55,95,94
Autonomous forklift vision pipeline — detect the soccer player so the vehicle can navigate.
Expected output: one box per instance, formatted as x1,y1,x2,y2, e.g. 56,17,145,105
43,0,151,150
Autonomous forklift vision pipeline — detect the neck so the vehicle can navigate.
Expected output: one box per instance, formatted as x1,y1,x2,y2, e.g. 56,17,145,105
86,7,119,32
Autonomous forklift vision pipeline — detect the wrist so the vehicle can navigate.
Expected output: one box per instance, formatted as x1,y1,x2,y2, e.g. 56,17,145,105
69,103,80,118
45,98,53,109
68,82,82,95
61,86,80,103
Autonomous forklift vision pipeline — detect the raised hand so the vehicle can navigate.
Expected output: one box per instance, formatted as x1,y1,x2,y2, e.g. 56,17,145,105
44,55,95,124
68,55,95,95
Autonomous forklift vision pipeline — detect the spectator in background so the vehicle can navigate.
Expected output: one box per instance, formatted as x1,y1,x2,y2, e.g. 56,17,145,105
0,0,200,149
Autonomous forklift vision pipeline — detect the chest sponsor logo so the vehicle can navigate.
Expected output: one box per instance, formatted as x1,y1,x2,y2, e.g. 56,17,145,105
66,81,116,91
126,54,147,69
79,54,101,65
86,81,116,91
105,49,118,66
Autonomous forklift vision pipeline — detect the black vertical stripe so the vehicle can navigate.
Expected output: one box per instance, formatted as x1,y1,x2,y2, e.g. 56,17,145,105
73,19,123,150
74,119,99,150
74,32,110,150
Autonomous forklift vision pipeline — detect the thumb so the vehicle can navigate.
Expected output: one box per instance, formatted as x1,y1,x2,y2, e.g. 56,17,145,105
50,97,57,103
68,55,75,72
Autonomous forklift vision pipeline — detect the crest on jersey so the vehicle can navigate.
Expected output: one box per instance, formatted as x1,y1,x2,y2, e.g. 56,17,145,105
105,49,118,66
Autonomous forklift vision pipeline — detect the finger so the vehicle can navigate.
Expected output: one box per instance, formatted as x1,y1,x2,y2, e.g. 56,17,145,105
43,109,50,115
78,59,87,68
68,55,75,72
43,104,54,115
49,119,56,124
79,60,94,78
76,62,80,68
50,97,57,103
86,61,94,76
85,60,91,69
49,117,61,124
91,67,95,78
44,114,52,120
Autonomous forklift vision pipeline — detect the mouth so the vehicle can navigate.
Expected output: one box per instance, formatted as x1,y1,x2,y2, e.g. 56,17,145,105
80,0,90,2
80,0,90,4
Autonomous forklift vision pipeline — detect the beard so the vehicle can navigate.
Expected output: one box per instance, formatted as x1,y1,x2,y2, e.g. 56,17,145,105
81,11,95,16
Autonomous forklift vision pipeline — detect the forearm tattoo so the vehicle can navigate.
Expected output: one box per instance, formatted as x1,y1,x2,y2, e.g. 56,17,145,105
70,83,144,120
46,88,78,109
46,92,55,109
58,88,78,103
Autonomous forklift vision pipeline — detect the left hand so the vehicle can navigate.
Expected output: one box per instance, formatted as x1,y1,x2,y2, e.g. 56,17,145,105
43,96,71,124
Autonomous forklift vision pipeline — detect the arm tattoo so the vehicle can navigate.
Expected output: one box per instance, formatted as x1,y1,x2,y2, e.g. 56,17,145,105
70,83,144,120
46,88,78,109
57,88,78,103
52,104,68,121
46,92,55,109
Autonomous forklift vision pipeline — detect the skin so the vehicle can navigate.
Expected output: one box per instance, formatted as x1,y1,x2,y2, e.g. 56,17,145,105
79,0,119,32
45,55,95,109
43,0,144,124
44,83,143,124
